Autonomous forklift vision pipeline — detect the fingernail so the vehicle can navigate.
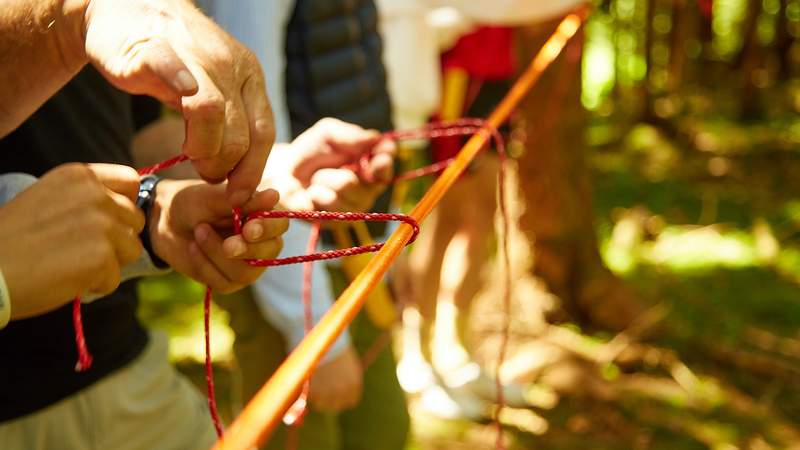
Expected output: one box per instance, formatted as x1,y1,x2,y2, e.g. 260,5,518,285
175,69,198,94
249,223,263,240
231,241,246,257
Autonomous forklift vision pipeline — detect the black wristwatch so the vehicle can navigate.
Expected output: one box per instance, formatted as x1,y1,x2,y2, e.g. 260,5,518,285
136,175,170,269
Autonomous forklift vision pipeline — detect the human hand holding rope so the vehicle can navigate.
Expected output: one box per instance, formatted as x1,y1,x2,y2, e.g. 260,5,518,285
0,164,143,319
263,118,396,213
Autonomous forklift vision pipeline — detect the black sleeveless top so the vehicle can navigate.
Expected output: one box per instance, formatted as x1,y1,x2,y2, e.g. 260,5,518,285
0,66,155,421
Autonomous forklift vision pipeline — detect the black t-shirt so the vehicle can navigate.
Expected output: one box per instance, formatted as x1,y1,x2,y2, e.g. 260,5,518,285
0,67,156,421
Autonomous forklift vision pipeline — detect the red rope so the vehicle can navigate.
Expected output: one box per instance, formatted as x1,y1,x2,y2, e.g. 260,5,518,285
204,286,224,436
68,119,507,441
71,297,92,371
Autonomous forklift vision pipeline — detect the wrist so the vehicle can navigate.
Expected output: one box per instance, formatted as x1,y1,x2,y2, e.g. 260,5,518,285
138,175,170,269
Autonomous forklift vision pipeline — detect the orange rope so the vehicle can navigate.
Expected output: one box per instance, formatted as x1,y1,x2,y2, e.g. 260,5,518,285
211,9,588,450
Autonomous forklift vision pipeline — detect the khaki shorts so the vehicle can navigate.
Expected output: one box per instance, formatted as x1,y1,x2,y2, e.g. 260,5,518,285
0,332,217,450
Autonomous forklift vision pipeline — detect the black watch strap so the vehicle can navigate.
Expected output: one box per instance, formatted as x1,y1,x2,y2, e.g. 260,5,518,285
136,175,170,269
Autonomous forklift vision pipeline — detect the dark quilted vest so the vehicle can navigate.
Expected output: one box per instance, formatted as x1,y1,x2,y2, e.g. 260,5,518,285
285,0,393,137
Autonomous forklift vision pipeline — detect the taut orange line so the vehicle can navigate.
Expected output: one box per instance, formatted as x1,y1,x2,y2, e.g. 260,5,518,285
211,9,587,450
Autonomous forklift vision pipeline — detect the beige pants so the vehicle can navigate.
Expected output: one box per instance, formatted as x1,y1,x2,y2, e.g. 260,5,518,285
0,332,217,450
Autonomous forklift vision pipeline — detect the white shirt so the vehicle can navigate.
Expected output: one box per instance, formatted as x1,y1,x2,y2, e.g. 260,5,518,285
201,0,350,361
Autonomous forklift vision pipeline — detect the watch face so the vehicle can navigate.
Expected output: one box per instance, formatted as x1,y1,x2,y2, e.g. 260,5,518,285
137,175,160,209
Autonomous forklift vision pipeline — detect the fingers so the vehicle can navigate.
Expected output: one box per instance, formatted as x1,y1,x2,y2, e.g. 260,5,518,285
193,223,263,292
173,182,281,231
181,68,226,179
103,189,146,234
127,38,199,103
307,169,385,212
188,240,235,293
240,215,288,242
221,211,287,259
222,234,283,260
102,212,144,266
291,118,382,183
195,95,249,185
313,118,382,156
86,163,141,202
361,139,396,184
241,188,281,216
227,72,275,206
85,243,122,297
181,61,274,206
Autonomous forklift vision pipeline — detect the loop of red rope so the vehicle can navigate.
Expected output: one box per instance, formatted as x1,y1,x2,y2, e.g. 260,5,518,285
240,211,420,267
69,119,504,440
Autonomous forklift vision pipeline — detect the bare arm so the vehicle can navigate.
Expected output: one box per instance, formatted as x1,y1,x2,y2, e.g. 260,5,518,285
0,0,88,137
0,0,275,205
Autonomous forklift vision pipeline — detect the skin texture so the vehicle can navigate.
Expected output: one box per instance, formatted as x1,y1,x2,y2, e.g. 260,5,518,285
0,0,274,205
264,118,396,213
0,163,144,319
309,346,364,412
150,180,288,294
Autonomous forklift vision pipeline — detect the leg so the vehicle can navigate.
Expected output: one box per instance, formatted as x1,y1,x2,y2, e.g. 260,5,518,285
215,289,340,450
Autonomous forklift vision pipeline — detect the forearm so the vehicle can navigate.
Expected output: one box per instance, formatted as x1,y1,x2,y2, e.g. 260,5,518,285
0,0,89,137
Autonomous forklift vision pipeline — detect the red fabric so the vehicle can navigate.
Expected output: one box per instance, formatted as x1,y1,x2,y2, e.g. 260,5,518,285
441,27,516,80
433,27,515,167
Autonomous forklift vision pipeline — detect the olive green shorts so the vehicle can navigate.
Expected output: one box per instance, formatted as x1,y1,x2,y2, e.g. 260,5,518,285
0,332,216,450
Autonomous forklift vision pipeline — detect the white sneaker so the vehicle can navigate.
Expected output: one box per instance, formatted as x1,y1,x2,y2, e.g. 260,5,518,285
417,382,489,420
396,356,436,394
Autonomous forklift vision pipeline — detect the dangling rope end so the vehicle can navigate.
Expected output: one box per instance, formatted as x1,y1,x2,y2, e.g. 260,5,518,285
204,287,225,437
72,297,93,372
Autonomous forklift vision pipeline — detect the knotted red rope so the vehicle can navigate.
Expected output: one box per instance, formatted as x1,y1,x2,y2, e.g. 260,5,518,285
69,118,506,440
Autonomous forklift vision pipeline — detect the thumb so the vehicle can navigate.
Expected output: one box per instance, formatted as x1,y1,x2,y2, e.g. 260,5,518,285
130,39,199,102
86,163,140,202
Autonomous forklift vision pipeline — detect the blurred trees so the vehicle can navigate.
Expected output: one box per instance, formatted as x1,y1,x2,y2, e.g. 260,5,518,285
587,0,800,127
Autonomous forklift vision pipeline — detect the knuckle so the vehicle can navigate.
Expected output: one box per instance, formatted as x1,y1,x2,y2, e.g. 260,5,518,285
189,94,226,124
242,49,259,67
252,117,275,145
209,46,236,69
99,268,121,294
221,138,248,160
88,241,115,272
317,117,341,131
59,163,91,181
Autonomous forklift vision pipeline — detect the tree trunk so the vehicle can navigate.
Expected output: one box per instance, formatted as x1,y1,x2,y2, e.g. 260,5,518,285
776,0,794,81
668,0,688,93
735,0,764,119
514,21,645,332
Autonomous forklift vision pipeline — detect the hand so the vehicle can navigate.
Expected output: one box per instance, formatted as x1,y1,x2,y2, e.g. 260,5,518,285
309,346,364,412
83,0,274,205
265,118,396,212
0,163,144,319
150,180,288,293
